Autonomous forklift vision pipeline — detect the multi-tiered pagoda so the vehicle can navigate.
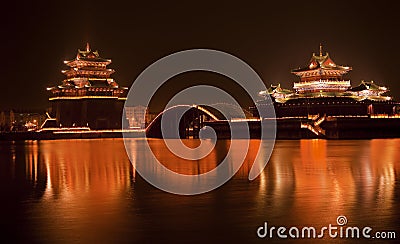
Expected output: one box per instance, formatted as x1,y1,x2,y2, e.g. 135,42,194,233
47,43,128,129
257,45,397,117
292,45,352,94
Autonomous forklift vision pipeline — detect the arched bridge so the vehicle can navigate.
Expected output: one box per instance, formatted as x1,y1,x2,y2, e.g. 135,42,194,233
145,105,226,138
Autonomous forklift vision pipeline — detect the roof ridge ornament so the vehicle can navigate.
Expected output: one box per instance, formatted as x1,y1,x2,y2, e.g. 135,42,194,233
86,42,90,52
319,43,323,57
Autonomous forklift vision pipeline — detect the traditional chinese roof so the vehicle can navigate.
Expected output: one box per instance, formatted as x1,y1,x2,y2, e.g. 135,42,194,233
267,84,293,94
350,81,389,92
47,44,127,98
292,45,351,73
64,43,111,66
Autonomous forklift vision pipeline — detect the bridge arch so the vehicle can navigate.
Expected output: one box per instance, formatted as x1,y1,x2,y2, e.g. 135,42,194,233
145,105,223,138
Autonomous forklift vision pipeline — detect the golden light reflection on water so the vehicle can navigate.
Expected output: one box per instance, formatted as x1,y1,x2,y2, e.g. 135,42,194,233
40,139,133,199
22,139,134,243
22,138,398,208
2,138,399,242
259,139,400,227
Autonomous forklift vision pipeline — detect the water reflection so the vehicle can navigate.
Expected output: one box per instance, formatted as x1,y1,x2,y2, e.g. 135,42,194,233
260,139,399,232
40,139,133,198
0,139,398,243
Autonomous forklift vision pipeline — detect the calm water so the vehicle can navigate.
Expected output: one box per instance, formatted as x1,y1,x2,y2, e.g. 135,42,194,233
0,139,399,243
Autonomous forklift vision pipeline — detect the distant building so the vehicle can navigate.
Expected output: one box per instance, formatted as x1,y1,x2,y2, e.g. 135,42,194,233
124,106,147,129
47,43,128,129
0,109,46,132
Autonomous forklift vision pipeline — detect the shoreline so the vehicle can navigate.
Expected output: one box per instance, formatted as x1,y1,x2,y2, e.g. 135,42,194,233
0,129,145,141
2,116,400,141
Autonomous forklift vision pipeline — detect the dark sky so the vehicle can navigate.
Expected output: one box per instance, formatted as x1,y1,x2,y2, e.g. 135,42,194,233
1,0,399,110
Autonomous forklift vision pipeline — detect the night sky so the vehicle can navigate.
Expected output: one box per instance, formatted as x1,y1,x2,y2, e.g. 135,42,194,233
1,0,399,111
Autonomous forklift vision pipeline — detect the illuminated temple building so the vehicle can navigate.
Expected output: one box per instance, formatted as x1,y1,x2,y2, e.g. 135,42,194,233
47,44,128,129
256,45,398,118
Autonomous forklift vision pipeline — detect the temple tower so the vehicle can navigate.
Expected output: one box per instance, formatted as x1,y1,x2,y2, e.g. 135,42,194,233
47,44,128,129
292,44,352,94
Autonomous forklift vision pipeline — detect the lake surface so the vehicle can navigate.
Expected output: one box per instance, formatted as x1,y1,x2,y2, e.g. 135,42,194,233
0,139,399,243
